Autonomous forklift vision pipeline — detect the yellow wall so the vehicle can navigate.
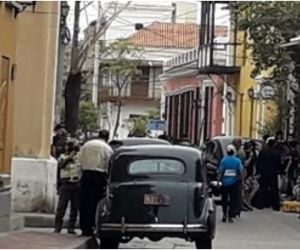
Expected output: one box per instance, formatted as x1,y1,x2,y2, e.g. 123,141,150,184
0,3,17,173
233,31,276,139
13,2,59,159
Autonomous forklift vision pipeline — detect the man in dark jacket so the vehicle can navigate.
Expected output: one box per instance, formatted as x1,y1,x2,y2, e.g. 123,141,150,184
256,138,281,211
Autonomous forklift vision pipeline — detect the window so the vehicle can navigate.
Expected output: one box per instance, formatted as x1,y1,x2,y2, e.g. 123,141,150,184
128,159,185,175
206,141,222,164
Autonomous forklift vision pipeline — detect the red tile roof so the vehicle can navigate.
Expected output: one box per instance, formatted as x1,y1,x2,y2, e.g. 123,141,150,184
127,22,228,49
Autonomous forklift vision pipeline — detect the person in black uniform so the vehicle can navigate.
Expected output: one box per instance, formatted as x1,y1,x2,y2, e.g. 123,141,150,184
256,138,281,211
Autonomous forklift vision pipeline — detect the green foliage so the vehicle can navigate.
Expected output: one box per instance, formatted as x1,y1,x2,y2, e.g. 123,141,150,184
78,100,99,132
101,40,141,93
129,109,160,136
234,2,300,132
101,40,142,137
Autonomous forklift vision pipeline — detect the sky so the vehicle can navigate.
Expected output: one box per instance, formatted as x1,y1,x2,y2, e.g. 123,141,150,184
67,0,229,40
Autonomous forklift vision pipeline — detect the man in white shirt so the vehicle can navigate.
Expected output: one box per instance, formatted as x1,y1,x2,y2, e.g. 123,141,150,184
79,130,113,236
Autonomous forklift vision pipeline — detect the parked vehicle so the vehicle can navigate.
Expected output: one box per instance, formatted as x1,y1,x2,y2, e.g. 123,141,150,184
202,136,262,196
108,137,171,150
96,145,216,249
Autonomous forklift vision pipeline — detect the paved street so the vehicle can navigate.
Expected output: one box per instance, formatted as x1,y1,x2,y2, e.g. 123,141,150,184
120,207,300,249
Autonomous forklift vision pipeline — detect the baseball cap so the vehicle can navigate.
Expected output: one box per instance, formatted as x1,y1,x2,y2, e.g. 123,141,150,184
227,144,236,154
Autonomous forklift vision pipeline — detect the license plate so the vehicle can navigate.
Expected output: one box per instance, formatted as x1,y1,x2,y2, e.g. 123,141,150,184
144,194,170,206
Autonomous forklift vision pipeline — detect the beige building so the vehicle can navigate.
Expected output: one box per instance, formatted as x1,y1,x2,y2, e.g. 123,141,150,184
0,1,60,214
11,1,60,213
0,1,18,233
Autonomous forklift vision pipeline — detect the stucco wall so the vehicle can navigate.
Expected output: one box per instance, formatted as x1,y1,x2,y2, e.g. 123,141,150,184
0,3,17,174
101,100,160,139
11,158,57,212
13,1,59,159
10,2,60,213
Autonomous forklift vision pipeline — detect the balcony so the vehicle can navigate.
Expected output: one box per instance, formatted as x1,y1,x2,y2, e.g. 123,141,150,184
99,84,160,103
198,1,241,75
198,43,241,74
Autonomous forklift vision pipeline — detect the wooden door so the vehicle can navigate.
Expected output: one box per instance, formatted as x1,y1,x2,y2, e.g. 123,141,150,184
0,56,9,172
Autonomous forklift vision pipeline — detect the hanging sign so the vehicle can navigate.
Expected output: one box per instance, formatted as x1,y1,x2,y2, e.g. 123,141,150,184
260,85,276,100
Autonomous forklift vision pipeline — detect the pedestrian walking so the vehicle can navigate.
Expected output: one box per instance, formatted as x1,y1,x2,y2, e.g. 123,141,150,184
54,140,82,234
256,138,281,211
232,138,246,215
219,144,243,223
243,141,259,210
79,129,113,236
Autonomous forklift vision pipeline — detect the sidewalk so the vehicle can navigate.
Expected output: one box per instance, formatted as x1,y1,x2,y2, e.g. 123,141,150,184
0,230,97,249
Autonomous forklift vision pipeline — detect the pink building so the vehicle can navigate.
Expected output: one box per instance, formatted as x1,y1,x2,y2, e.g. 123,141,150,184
161,24,229,145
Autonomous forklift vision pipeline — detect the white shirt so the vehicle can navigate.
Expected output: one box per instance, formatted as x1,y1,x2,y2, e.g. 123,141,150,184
80,139,113,173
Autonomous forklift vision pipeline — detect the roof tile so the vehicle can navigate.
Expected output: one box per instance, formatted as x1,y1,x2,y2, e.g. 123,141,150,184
127,22,228,49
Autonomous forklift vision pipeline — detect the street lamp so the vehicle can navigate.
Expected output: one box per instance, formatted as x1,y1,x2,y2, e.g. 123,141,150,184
61,1,70,17
60,1,71,45
247,87,257,138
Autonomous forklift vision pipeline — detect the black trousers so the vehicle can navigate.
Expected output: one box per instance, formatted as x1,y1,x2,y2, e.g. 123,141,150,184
222,182,239,218
260,175,280,210
54,182,80,232
79,170,107,235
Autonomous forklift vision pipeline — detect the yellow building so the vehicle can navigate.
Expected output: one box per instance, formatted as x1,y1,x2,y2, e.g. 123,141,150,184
233,32,275,139
10,1,60,212
0,2,17,175
0,1,18,233
0,2,60,216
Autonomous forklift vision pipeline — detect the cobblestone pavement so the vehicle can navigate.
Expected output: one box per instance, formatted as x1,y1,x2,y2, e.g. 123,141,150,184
120,207,300,249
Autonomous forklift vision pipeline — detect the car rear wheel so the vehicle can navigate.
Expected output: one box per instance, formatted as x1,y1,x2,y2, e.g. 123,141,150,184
99,238,119,249
195,238,212,249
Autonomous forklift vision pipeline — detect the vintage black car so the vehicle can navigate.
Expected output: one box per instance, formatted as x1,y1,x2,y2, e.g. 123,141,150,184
96,145,216,249
108,137,171,150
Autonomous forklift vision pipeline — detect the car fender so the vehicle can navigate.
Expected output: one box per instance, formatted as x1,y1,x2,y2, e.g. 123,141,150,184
199,197,216,239
95,198,111,236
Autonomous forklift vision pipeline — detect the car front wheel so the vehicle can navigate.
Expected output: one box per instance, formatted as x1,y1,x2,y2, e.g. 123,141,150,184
195,238,212,249
99,238,119,249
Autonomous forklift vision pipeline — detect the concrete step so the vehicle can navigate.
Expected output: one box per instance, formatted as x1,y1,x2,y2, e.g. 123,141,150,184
9,213,24,231
16,213,79,228
0,230,97,249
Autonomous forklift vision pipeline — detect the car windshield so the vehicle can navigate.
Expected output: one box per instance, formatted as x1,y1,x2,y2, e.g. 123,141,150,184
128,159,185,175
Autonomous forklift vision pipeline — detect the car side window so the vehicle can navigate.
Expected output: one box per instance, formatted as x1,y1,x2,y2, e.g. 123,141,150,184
206,141,219,164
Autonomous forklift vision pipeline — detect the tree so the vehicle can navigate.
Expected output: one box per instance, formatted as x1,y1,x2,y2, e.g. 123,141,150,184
129,109,160,137
78,100,99,139
101,40,140,138
234,2,300,137
64,1,131,135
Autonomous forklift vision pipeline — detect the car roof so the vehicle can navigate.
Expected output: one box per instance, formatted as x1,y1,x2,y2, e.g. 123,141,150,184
109,137,171,146
209,136,262,155
112,145,202,161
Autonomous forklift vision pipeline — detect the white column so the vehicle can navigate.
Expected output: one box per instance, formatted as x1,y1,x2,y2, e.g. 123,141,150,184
148,67,154,98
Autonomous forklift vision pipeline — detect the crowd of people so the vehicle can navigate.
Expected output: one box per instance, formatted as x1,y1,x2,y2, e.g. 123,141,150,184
219,132,300,223
51,124,300,232
51,125,112,236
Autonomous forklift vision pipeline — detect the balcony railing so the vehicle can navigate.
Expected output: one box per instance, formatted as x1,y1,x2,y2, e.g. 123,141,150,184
99,84,160,102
